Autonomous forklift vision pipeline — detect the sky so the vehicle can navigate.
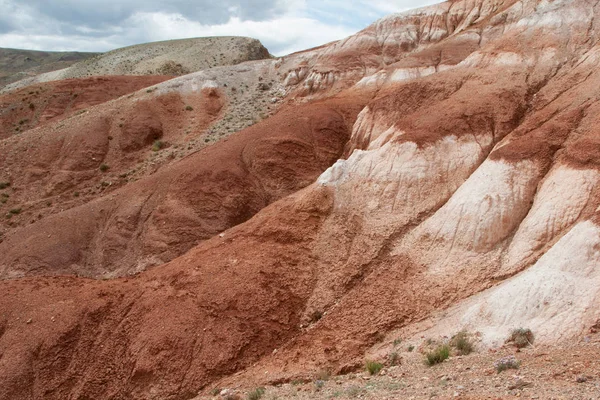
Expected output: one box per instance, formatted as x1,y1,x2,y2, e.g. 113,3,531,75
0,0,442,56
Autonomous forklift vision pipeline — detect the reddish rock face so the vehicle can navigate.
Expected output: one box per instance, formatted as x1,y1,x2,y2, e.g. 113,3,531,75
2,0,600,398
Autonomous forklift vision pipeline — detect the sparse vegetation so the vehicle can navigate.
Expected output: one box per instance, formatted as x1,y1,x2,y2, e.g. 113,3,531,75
0,182,10,189
388,351,400,366
507,328,534,348
210,388,221,396
100,164,109,172
314,379,326,390
247,387,265,400
156,60,190,76
425,344,450,366
73,192,80,197
393,338,402,347
365,360,383,375
450,330,474,355
346,385,366,398
9,208,21,215
407,344,414,352
152,140,164,152
185,105,194,111
495,355,520,373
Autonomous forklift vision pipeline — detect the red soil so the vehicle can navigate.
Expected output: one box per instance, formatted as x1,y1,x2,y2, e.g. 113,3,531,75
0,76,171,140
0,92,367,278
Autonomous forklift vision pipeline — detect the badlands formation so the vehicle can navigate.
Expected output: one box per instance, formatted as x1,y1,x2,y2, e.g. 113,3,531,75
1,0,600,399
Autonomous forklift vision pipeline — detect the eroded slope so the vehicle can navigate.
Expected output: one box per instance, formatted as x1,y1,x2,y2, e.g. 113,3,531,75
1,0,600,399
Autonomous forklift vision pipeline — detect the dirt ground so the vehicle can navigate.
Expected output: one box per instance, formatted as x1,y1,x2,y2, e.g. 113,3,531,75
200,342,600,400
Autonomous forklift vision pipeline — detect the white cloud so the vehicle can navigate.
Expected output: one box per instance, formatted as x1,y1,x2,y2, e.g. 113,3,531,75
126,12,355,55
0,0,442,55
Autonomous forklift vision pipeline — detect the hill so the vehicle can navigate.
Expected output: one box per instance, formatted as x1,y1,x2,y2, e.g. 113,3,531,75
0,47,99,89
1,37,270,93
1,0,600,399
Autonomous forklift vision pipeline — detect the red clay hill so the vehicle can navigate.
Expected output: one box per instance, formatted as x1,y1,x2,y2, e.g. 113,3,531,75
2,1,600,399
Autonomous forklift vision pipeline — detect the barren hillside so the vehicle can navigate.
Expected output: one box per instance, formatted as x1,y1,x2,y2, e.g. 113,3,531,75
0,47,99,90
2,37,270,93
1,0,600,399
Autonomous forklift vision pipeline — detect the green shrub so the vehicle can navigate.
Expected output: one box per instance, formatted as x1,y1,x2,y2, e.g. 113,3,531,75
99,164,109,172
407,344,414,352
0,182,10,189
425,345,450,366
507,328,534,348
247,387,265,400
152,140,164,152
450,331,474,355
185,105,194,111
365,360,383,375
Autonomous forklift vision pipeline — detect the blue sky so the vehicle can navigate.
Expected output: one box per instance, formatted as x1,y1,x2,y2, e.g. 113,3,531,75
0,0,441,55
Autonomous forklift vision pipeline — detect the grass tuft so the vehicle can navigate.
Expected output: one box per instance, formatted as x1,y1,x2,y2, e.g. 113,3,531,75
425,345,450,366
247,387,265,400
450,331,474,355
388,351,400,366
507,328,534,348
152,140,164,152
365,360,383,375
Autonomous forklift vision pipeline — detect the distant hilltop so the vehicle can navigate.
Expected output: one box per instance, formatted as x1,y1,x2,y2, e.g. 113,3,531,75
1,36,270,92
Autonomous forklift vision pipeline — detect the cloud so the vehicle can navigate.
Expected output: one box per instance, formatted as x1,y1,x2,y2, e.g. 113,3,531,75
0,0,442,56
